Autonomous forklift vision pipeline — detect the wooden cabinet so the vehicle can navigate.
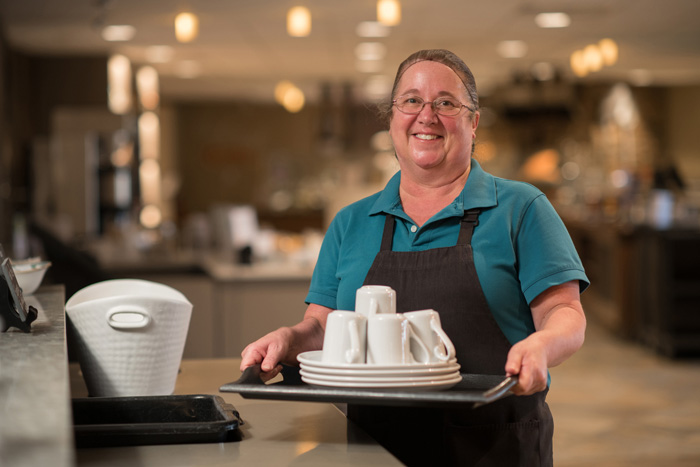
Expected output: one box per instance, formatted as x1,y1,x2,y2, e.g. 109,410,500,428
567,220,700,357
639,228,700,356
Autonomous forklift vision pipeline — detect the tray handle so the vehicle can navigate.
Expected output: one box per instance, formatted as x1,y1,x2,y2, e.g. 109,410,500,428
233,364,303,386
474,375,518,408
235,364,265,385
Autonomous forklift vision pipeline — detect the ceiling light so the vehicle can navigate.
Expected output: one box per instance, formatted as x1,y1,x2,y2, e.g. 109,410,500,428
356,21,390,38
355,42,387,61
287,6,311,37
140,205,163,229
377,0,401,27
282,87,305,113
363,75,392,101
534,12,571,28
145,45,174,63
136,66,159,110
570,50,587,77
101,25,136,42
598,38,619,66
583,44,604,72
138,112,160,159
497,40,528,59
107,54,132,115
274,81,305,113
175,12,199,43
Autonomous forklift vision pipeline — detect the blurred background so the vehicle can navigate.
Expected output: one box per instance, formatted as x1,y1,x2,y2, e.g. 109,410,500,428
2,0,700,354
1,2,700,465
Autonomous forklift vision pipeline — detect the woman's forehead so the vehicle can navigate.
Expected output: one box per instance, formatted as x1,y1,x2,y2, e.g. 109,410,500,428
396,60,467,94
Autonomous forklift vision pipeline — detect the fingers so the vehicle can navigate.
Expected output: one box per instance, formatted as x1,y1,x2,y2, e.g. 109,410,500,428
259,365,283,382
240,330,291,373
240,346,264,372
505,341,548,396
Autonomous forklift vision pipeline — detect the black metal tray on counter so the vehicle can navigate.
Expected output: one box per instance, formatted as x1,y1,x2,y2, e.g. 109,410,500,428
220,365,517,409
72,394,243,448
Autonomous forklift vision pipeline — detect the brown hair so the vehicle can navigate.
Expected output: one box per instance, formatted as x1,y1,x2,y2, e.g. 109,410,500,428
379,49,479,124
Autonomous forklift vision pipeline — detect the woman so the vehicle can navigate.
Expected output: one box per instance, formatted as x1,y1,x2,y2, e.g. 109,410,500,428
241,49,588,466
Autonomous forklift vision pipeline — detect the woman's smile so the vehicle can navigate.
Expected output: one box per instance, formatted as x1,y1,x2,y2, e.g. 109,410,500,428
414,133,442,141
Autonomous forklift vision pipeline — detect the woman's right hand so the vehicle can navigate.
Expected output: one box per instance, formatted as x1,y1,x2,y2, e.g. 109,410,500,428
239,327,294,379
239,303,333,378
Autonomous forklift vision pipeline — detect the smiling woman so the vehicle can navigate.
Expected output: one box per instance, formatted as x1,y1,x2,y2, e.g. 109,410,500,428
240,49,589,467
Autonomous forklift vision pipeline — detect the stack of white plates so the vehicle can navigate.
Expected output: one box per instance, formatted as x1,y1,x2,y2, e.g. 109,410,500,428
297,351,462,391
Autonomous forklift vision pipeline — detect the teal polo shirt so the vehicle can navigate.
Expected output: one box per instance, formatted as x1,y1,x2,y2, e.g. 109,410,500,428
306,159,589,346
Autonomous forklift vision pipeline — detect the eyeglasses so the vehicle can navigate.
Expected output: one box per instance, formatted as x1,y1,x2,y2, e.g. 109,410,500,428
392,95,475,117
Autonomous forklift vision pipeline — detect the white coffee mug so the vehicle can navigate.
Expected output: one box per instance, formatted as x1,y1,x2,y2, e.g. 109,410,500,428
321,310,367,364
404,309,456,363
356,285,396,318
366,313,429,365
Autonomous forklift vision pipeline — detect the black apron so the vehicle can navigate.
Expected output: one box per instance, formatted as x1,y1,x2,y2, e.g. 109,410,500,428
347,210,554,467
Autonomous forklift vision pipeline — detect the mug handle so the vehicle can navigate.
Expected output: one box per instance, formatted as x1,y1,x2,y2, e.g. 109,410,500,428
106,306,151,330
345,319,363,363
405,321,431,364
430,317,456,361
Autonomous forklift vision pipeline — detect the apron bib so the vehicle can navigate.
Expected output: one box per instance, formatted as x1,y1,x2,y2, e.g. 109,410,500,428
347,210,554,466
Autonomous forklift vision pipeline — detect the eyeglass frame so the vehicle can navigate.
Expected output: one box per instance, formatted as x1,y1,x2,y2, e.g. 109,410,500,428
392,94,476,117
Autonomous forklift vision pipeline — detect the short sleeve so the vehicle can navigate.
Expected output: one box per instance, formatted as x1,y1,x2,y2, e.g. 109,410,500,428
516,194,590,304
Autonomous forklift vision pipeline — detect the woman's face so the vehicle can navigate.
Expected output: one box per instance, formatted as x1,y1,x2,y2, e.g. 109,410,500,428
389,61,479,179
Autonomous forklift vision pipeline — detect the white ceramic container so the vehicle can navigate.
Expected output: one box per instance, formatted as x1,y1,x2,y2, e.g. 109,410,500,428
66,279,192,397
12,259,51,295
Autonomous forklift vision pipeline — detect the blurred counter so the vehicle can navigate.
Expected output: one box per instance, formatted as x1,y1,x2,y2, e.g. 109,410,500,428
0,286,74,467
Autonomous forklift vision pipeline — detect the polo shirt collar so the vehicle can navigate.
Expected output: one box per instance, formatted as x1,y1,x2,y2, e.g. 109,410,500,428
369,159,498,218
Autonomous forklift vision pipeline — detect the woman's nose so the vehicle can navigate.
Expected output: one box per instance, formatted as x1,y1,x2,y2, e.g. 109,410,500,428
417,102,438,123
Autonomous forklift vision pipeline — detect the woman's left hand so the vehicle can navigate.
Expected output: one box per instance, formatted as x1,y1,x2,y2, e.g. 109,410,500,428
505,280,587,396
504,333,549,395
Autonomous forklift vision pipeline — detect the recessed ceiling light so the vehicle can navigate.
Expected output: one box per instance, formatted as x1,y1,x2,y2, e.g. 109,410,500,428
534,12,571,28
497,40,528,59
101,25,136,42
175,12,199,42
377,0,401,26
287,6,312,37
363,75,392,101
145,46,174,64
356,21,390,38
355,42,387,61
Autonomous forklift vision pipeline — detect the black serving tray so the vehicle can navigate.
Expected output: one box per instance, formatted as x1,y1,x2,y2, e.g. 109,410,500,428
72,394,243,448
220,365,517,409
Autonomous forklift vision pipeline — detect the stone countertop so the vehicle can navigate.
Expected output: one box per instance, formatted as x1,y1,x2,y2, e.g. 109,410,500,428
0,285,74,467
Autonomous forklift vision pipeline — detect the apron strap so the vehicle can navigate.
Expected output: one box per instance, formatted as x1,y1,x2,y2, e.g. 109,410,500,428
457,209,481,245
380,214,395,251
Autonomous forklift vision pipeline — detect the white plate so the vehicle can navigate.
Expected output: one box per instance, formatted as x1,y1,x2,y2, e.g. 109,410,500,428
299,368,461,384
299,362,460,377
301,373,463,390
297,350,458,371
